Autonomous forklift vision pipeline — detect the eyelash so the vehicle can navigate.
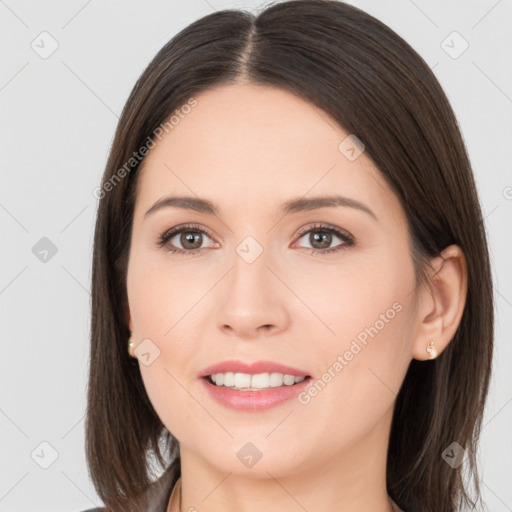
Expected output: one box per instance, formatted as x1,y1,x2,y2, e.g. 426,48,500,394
157,222,355,257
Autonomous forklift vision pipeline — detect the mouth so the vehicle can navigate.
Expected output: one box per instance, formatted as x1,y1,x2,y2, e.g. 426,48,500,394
202,373,312,391
200,372,313,411
197,360,312,409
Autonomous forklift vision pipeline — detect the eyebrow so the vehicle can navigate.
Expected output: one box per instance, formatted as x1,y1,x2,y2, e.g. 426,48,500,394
144,194,377,220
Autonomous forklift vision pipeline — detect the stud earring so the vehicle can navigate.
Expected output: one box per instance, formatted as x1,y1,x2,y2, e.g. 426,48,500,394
128,337,136,358
426,340,437,359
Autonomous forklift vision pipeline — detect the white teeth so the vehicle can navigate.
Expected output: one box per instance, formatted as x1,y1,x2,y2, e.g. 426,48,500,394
223,372,234,387
234,372,251,388
209,372,306,390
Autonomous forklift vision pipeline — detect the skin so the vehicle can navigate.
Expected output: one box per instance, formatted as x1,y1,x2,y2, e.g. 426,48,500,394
126,82,468,512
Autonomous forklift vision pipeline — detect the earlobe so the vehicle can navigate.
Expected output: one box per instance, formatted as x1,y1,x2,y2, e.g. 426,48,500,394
412,244,468,361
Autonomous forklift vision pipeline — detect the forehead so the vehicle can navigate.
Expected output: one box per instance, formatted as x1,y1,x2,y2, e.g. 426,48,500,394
134,83,398,221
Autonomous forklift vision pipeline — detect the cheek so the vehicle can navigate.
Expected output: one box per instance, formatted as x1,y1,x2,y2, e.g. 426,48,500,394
127,254,201,416
294,295,412,457
299,244,414,407
127,247,213,399
291,249,413,349
127,247,203,340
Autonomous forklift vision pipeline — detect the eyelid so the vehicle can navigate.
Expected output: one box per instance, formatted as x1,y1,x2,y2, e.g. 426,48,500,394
157,223,217,248
159,223,215,241
294,222,354,243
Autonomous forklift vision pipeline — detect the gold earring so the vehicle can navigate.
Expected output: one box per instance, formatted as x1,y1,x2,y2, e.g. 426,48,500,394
426,340,437,359
128,337,135,358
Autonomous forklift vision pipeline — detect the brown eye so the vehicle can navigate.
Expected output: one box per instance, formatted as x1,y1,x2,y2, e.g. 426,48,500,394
157,224,215,255
294,223,355,255
307,230,333,250
177,230,204,250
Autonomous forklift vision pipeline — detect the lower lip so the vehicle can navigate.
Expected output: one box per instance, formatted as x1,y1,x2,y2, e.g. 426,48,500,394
200,376,312,411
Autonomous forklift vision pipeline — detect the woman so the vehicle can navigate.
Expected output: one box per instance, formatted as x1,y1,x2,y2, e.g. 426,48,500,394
83,1,494,511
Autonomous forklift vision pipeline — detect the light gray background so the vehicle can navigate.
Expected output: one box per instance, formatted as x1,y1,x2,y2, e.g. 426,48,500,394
1,1,511,511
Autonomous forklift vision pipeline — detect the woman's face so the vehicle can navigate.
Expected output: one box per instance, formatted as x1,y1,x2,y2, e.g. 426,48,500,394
126,83,420,478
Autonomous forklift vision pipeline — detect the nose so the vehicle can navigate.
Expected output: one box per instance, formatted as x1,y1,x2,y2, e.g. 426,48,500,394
215,248,291,340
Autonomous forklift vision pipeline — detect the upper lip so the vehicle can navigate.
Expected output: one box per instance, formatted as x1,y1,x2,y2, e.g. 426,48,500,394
199,360,311,378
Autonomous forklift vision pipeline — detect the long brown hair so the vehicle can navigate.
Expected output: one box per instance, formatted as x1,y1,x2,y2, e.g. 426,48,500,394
86,1,494,511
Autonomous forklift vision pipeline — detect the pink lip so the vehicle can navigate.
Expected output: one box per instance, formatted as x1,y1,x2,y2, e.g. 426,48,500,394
200,375,312,411
198,359,311,378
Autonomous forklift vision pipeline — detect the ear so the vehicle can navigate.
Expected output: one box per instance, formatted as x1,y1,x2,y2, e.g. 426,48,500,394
412,244,468,360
